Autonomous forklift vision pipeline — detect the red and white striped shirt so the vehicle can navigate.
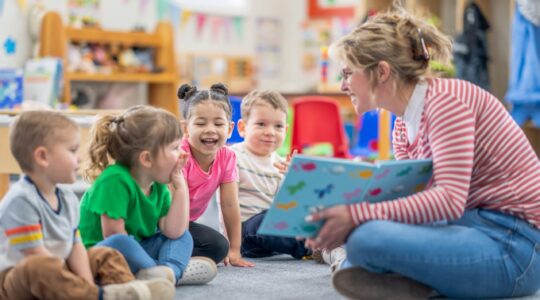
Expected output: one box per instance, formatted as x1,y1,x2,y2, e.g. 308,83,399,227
349,78,540,228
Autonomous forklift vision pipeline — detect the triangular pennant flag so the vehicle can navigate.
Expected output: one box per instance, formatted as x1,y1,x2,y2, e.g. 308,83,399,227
210,16,223,41
180,9,192,31
17,0,26,10
0,0,5,16
157,0,168,21
196,13,207,36
170,3,181,30
233,16,244,41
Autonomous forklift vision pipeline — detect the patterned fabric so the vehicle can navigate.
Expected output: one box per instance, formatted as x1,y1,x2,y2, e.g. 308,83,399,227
349,78,540,228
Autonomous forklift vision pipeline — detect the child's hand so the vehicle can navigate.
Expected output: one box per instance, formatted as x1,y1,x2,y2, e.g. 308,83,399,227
274,150,297,175
304,205,355,251
171,152,189,190
224,250,255,267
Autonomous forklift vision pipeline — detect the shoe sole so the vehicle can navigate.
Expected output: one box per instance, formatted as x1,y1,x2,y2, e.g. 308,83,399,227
332,267,432,300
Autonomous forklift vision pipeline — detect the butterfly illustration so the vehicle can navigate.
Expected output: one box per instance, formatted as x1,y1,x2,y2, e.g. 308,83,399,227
314,184,334,199
375,169,390,180
276,201,297,211
396,166,412,177
286,181,306,195
343,188,362,201
418,165,432,175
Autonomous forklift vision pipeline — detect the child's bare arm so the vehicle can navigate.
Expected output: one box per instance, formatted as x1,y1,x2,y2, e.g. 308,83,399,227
101,215,128,237
160,152,190,239
66,243,95,286
219,181,254,267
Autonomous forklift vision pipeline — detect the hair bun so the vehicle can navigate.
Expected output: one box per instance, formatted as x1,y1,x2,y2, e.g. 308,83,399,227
210,83,228,96
177,84,197,101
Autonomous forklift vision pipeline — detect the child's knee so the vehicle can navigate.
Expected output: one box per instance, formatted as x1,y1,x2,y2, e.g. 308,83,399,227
88,246,123,259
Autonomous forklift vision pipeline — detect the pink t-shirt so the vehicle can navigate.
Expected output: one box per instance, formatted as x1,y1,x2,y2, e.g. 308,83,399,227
181,138,238,221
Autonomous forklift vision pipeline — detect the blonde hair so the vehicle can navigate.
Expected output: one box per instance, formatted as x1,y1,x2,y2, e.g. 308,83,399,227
83,105,183,182
241,90,288,120
9,110,78,172
330,8,452,90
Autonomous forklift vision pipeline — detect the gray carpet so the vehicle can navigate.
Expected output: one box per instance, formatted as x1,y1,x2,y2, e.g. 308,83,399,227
174,255,344,300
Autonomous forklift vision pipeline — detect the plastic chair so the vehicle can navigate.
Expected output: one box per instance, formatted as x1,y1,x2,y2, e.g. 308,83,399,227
227,96,244,144
291,96,350,158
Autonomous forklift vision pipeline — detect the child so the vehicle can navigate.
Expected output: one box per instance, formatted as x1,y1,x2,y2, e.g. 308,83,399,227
79,105,217,286
229,90,312,259
0,110,174,300
177,83,253,267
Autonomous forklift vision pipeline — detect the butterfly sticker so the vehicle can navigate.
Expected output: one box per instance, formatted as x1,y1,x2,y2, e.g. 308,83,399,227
396,166,412,177
343,188,362,201
276,201,297,211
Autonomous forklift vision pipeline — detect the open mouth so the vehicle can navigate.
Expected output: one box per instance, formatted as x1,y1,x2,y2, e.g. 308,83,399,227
201,138,219,146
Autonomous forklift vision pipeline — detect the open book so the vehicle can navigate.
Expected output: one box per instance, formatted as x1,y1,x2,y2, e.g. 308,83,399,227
258,155,433,238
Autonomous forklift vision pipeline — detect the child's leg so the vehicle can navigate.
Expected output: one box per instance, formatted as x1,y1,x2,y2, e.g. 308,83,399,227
343,209,540,299
242,210,310,259
88,246,135,285
189,221,229,263
0,255,99,300
139,231,193,281
96,233,157,274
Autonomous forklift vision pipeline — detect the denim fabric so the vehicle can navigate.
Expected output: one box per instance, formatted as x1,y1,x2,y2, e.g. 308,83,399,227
241,210,310,259
96,231,193,281
343,209,540,298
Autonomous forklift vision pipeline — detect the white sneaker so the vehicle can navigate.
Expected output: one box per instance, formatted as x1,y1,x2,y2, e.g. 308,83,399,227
102,281,151,300
136,265,175,285
322,246,346,272
177,256,218,285
139,278,175,300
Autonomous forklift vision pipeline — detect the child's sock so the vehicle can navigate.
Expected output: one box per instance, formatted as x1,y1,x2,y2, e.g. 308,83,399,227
177,256,218,285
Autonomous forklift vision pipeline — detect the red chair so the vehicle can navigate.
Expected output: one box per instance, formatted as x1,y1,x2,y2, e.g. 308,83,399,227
291,96,350,158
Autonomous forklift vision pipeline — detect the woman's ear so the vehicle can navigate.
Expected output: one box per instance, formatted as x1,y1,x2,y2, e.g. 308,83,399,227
377,61,392,84
237,119,246,138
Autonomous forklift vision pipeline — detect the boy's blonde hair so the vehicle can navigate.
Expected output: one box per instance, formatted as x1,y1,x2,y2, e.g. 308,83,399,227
240,90,288,120
83,105,183,182
330,7,452,91
9,110,78,172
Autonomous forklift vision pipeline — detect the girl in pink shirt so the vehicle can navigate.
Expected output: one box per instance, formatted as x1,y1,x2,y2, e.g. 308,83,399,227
178,83,254,268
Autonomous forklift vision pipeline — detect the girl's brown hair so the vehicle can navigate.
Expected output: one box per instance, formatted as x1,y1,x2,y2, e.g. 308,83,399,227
177,83,232,120
330,6,452,90
83,105,183,182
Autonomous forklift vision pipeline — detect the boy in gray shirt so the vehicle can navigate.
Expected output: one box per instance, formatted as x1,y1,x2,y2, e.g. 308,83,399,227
0,111,173,300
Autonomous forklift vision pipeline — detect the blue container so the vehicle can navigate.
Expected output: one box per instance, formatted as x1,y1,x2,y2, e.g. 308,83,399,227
0,69,23,109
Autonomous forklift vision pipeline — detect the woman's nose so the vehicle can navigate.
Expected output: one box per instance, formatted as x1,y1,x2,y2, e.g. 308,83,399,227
340,79,349,92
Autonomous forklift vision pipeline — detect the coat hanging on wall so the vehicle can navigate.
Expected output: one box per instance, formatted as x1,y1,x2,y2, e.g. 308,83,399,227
505,1,540,126
453,1,490,91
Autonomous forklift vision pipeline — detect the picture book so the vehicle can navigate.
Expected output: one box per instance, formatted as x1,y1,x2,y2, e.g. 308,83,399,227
257,155,433,238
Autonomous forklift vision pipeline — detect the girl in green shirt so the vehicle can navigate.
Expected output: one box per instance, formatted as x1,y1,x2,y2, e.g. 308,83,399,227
79,105,217,286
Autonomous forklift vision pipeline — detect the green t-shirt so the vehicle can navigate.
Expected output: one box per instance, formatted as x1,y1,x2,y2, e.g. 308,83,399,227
79,164,171,247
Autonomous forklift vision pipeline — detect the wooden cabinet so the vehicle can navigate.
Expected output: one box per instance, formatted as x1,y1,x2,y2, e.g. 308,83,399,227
39,12,179,116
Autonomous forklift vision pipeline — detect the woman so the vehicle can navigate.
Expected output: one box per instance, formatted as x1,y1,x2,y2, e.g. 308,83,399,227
306,9,540,300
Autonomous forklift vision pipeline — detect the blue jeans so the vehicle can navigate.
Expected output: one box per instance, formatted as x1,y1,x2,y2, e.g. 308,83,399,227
96,231,193,281
343,209,540,298
241,210,310,259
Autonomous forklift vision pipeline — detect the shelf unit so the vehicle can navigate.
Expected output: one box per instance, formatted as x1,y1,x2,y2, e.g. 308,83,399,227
39,11,179,116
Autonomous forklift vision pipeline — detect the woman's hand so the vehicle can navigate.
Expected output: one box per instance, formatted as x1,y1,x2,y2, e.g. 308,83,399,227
304,205,356,251
223,249,255,267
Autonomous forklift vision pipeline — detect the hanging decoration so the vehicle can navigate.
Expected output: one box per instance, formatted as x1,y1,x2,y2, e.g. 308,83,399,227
0,0,5,16
180,9,192,31
138,0,149,15
156,0,168,20
210,16,223,40
195,13,207,36
169,2,181,29
233,16,244,41
17,0,26,10
3,37,17,55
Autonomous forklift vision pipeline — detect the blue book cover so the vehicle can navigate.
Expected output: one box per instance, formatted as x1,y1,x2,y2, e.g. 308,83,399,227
257,155,433,238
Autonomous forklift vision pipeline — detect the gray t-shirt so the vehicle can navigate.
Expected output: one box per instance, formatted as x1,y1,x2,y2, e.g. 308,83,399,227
0,177,81,272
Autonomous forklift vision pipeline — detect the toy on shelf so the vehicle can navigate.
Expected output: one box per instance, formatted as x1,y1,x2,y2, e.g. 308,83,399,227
39,11,179,115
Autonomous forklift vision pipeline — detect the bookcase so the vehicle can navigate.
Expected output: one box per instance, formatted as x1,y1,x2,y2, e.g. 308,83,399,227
39,11,179,116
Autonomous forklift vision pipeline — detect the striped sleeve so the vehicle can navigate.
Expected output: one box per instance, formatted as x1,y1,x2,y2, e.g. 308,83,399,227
73,228,82,244
0,196,44,251
392,119,410,160
349,94,474,224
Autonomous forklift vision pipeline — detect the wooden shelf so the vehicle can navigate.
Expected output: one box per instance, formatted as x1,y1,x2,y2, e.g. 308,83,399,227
39,11,179,116
66,27,161,47
67,72,176,83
